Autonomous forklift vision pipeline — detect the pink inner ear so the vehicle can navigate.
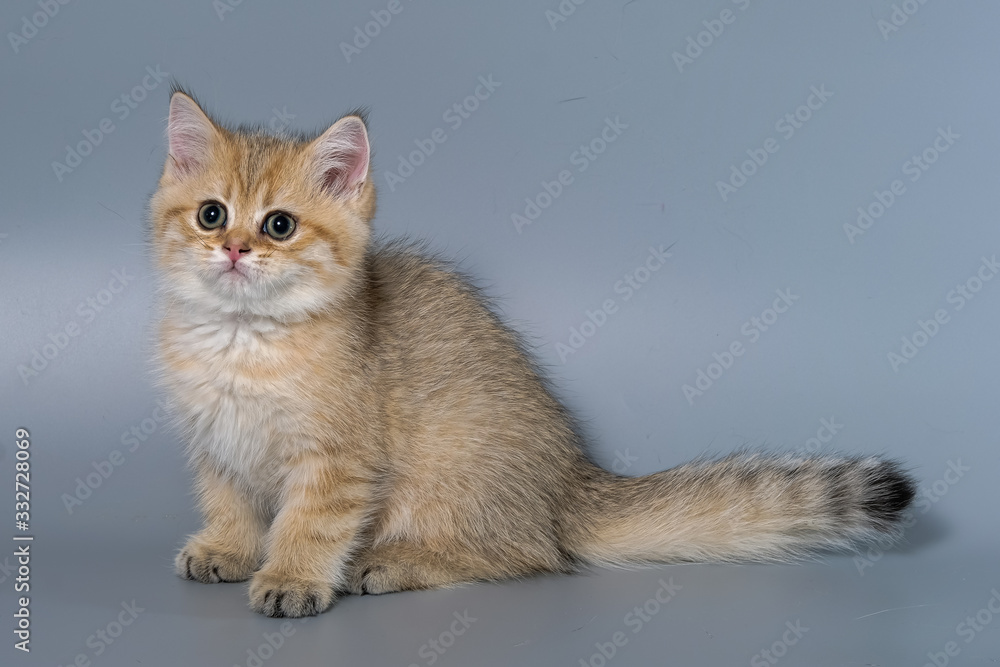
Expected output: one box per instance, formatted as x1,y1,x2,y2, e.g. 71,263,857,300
167,95,214,176
315,117,370,198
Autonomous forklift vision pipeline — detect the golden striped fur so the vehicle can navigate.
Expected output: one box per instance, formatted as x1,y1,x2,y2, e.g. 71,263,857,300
151,91,915,617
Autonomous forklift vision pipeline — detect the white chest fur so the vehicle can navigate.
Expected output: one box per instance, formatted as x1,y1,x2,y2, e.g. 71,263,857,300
161,313,300,495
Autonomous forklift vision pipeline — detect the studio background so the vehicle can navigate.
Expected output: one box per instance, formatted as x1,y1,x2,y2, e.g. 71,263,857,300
1,1,998,665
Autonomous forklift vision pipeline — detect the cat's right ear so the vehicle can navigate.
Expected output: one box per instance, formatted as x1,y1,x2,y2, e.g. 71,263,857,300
165,92,217,179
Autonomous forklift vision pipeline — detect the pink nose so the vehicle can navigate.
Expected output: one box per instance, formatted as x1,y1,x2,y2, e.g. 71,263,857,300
224,239,250,263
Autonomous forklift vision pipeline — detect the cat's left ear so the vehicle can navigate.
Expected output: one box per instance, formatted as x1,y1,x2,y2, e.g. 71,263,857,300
309,115,371,203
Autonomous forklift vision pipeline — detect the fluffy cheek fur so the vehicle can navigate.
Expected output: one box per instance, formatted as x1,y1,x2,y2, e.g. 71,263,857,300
150,154,370,322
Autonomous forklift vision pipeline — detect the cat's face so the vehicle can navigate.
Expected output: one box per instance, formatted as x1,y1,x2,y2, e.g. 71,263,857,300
151,92,376,320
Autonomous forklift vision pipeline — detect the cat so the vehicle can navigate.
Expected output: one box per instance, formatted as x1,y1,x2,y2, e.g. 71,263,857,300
150,88,916,618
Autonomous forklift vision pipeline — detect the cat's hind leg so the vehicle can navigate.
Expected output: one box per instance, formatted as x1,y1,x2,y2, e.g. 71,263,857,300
345,541,484,594
345,539,569,595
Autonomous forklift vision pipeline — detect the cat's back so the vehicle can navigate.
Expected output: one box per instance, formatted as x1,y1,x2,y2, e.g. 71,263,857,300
364,242,577,451
365,244,531,371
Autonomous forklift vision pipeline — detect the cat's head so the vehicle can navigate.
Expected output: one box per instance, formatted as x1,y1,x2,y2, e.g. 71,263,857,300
150,90,376,320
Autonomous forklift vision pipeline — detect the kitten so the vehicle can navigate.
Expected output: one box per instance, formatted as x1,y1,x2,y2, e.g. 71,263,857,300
151,89,915,618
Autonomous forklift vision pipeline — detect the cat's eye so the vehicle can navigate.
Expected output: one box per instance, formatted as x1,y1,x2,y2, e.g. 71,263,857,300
263,212,296,240
198,202,227,230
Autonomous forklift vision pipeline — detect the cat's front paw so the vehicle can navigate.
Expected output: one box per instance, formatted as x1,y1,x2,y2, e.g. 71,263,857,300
248,570,335,617
175,537,257,583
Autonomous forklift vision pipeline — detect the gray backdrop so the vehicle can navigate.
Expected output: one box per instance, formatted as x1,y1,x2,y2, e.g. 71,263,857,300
1,1,998,665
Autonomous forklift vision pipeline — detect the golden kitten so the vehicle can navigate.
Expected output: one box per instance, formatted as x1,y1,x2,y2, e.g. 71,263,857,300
151,89,915,618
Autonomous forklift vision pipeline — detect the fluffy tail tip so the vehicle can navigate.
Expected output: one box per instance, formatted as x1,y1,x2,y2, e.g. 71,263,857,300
860,458,917,533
